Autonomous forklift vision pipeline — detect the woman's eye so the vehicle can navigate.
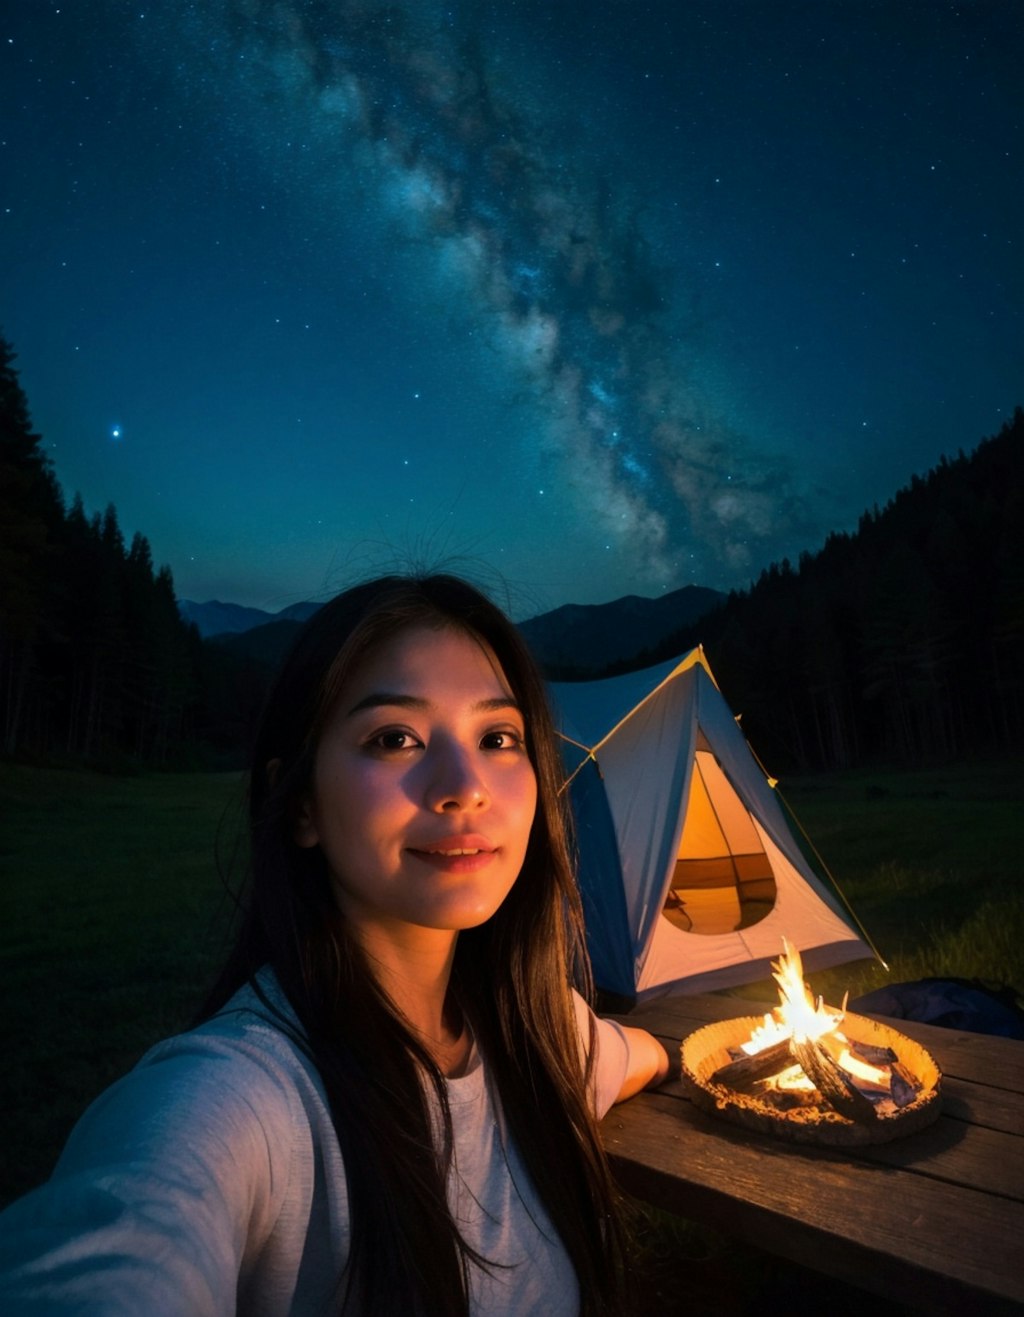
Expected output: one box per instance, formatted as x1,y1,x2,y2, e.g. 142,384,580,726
481,729,525,751
368,729,420,752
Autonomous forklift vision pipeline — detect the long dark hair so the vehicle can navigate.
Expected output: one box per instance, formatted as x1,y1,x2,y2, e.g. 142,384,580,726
199,575,629,1315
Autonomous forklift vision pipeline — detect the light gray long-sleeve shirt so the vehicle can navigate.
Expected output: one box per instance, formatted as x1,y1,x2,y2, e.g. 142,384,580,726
0,971,631,1315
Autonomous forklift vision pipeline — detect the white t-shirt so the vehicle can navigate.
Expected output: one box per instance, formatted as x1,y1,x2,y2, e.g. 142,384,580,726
0,970,631,1315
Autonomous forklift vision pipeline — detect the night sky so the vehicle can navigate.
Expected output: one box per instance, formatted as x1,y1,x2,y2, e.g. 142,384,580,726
3,2,1020,617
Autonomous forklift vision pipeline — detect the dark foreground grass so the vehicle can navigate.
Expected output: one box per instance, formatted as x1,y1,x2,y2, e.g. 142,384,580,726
0,764,246,1204
1,758,1019,1311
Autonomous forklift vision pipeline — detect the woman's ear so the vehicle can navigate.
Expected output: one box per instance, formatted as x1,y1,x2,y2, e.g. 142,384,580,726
267,758,319,848
292,797,319,849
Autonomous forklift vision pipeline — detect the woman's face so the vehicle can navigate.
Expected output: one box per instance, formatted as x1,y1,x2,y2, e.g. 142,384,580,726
294,625,538,942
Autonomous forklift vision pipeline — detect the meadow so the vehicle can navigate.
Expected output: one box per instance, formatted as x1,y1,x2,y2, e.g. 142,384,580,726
1,757,1020,1307
0,764,246,1205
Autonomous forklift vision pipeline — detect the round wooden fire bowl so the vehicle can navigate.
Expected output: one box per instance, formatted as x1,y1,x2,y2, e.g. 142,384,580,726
680,1012,942,1147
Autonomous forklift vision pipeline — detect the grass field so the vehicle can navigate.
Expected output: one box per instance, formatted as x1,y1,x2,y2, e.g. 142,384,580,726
1,757,1021,1305
0,764,246,1204
774,758,1023,1003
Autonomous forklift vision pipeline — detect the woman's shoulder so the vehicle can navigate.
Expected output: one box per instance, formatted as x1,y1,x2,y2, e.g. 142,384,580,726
160,967,306,1058
62,972,306,1151
131,968,325,1123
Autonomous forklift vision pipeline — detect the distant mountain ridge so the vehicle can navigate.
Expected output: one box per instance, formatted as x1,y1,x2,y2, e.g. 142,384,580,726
518,585,723,673
179,598,321,636
181,583,725,673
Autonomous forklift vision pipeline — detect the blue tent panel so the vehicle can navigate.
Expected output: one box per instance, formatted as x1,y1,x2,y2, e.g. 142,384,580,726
566,762,635,997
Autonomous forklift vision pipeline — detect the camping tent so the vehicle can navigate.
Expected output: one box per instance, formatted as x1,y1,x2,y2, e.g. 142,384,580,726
551,648,871,1001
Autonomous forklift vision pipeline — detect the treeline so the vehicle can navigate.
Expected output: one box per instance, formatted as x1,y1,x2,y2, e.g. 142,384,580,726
1,337,190,761
0,335,263,765
619,408,1024,771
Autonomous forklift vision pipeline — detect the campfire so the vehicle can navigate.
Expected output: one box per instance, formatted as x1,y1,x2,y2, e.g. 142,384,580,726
679,942,942,1145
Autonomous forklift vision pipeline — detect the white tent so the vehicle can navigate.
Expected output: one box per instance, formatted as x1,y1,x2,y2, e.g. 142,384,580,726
551,648,871,1001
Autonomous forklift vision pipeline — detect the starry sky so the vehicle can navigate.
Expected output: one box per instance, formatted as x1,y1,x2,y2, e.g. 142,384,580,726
2,1,1020,616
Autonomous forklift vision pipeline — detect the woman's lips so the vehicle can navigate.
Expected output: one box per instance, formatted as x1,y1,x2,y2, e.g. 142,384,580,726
408,835,497,873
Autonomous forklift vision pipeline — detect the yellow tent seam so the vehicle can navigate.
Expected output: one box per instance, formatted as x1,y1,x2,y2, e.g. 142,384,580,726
774,785,889,973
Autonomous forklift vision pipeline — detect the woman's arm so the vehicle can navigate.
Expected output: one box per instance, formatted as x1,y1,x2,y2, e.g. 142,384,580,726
611,1025,671,1103
571,993,672,1114
0,1032,296,1314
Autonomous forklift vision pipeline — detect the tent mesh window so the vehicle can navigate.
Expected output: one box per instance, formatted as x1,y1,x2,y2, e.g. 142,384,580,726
662,736,778,935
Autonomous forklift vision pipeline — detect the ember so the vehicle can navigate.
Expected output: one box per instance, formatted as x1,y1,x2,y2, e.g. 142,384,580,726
680,943,942,1146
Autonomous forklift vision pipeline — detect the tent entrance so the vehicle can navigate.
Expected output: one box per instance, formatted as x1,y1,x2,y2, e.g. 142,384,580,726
661,737,778,935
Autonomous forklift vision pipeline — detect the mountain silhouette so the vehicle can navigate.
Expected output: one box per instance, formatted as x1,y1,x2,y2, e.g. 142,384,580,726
187,584,724,675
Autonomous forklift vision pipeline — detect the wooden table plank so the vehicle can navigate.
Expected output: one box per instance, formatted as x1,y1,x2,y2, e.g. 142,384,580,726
602,1089,1024,1314
938,1074,1024,1134
646,1075,1023,1202
854,1113,1023,1200
912,1027,1024,1090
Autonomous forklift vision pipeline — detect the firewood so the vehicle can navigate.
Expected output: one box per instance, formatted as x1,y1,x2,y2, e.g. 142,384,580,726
849,1040,898,1066
758,1086,819,1111
790,1036,878,1125
890,1059,919,1089
890,1060,921,1109
710,1039,794,1092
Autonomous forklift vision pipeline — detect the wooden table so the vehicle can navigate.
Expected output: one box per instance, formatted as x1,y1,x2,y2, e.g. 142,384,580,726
603,993,1024,1314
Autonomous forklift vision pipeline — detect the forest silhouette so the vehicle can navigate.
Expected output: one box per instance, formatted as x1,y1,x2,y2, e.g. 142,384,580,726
637,410,1024,770
1,331,1021,772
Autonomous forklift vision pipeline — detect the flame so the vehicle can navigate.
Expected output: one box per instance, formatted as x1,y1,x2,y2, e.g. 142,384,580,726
833,1046,889,1088
740,940,891,1090
741,940,843,1054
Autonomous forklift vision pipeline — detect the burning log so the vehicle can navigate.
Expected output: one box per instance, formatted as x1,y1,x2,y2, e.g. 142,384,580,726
713,1032,882,1124
890,1060,922,1109
710,1039,794,1092
789,1035,878,1125
850,1040,898,1067
759,1085,819,1112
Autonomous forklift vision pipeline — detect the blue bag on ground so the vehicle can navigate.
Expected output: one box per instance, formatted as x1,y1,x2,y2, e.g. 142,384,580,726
851,977,1024,1039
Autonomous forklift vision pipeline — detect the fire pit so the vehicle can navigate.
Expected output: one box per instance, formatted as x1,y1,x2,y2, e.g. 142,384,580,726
680,944,942,1146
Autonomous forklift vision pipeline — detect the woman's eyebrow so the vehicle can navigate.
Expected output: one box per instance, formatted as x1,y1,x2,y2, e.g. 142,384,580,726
346,692,425,716
345,693,521,716
476,696,522,715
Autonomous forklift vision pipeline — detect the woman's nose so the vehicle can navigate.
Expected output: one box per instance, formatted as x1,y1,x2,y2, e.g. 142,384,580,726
425,744,489,813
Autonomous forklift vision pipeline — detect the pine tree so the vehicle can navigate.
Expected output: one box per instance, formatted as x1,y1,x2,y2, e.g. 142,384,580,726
0,334,64,752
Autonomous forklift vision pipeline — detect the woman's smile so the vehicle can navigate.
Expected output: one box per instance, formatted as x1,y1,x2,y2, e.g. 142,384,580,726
408,833,498,870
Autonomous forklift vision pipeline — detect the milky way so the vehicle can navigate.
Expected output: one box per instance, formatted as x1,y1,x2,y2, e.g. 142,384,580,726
170,0,810,583
6,0,1018,609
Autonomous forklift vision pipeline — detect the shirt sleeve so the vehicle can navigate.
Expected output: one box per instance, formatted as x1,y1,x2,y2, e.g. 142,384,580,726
569,990,631,1118
0,1031,298,1315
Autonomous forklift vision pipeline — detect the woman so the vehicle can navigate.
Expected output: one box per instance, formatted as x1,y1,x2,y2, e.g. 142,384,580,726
0,574,668,1315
